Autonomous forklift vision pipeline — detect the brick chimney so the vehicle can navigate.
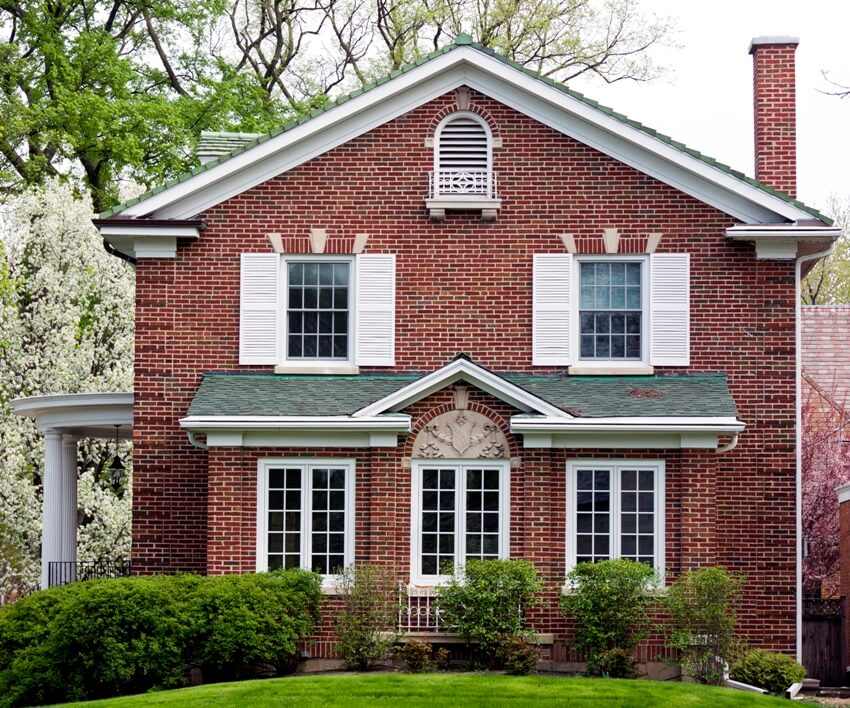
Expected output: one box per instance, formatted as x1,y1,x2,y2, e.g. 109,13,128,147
749,36,799,198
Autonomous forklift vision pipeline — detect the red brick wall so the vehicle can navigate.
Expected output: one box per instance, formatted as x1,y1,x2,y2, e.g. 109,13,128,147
751,41,797,197
132,88,798,652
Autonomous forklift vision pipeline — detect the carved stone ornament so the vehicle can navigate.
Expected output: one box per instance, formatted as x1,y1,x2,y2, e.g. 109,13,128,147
412,408,508,459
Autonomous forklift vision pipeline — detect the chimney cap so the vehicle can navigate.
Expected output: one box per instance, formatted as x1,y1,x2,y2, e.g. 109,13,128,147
749,36,799,54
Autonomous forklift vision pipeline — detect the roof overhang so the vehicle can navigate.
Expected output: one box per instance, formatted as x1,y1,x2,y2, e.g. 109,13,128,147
105,46,820,227
511,414,745,450
352,357,570,418
726,224,841,259
93,218,204,259
179,414,411,448
11,392,134,438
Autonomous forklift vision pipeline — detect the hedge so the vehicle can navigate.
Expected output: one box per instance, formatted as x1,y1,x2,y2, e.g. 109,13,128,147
0,570,322,706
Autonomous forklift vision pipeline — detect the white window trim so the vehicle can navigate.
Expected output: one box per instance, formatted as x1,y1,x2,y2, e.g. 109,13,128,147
432,111,494,176
565,459,665,578
256,457,356,588
571,254,650,371
410,459,510,586
276,255,357,373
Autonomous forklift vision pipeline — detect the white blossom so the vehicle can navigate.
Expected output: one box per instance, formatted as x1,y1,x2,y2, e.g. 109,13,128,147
0,180,134,600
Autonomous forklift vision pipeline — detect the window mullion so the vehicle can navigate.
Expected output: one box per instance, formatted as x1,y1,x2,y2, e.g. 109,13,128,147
456,463,466,575
612,465,621,561
302,466,311,571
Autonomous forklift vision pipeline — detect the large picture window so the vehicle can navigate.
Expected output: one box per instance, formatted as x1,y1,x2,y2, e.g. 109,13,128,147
256,459,355,580
411,461,510,583
566,460,664,574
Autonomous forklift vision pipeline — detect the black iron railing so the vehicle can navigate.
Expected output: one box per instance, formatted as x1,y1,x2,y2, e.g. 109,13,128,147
48,560,132,587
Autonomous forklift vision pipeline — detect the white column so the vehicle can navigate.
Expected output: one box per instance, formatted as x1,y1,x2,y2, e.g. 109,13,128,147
61,435,79,577
41,430,63,589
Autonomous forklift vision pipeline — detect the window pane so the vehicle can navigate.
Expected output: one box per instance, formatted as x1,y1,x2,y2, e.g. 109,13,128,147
268,467,302,573
578,261,642,361
573,468,612,564
420,468,456,575
309,467,348,576
287,261,350,360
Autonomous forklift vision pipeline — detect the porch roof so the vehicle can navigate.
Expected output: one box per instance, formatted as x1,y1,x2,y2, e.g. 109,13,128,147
187,371,739,419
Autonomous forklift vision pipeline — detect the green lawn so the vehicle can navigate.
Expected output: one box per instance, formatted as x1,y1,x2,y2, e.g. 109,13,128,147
68,673,788,707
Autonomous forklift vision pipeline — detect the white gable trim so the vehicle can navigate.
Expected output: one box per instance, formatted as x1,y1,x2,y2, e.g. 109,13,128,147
113,47,816,224
352,358,570,418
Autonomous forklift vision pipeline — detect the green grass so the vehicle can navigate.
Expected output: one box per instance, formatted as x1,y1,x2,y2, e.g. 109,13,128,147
68,673,788,707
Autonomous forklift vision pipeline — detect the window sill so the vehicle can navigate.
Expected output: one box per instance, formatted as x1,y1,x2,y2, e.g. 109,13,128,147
274,363,360,375
568,364,655,376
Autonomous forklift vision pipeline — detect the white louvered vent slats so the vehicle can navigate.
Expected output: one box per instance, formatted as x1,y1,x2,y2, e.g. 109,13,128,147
649,253,690,366
438,117,489,173
532,254,573,366
355,254,396,366
239,253,280,365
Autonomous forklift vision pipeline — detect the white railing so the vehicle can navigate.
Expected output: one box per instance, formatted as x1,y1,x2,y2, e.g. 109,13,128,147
399,585,444,633
429,170,498,199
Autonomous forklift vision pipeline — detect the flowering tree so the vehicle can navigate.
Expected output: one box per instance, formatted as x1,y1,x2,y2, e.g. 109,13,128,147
802,380,850,596
0,180,134,602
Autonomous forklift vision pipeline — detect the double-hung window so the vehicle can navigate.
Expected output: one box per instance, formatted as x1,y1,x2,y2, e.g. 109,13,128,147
411,461,510,584
256,459,355,581
566,460,665,575
578,260,643,361
284,258,352,361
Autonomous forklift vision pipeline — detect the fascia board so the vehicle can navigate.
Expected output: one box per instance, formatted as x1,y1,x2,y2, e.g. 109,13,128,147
511,415,745,433
97,224,201,239
179,415,411,432
351,359,570,418
725,226,841,239
116,47,810,225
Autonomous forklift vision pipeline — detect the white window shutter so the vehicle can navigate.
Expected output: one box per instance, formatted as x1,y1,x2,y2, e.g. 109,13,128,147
239,253,280,365
649,253,690,366
532,254,573,366
355,254,395,366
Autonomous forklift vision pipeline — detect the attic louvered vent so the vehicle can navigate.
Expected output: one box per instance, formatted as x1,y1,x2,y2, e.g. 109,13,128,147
426,112,501,221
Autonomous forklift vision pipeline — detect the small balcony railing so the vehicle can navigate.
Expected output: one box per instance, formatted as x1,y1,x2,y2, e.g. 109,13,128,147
48,560,132,587
399,585,444,633
428,170,498,199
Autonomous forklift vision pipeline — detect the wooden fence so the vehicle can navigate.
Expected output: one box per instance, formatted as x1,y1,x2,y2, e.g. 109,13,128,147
803,597,845,687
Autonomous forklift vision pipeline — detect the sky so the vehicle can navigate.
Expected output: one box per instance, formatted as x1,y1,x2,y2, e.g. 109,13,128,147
569,0,850,215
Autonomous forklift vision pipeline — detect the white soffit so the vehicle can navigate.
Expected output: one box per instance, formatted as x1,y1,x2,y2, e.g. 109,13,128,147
114,48,815,225
352,358,570,418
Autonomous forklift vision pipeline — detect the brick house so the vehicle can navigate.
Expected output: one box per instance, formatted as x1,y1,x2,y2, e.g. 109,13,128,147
16,34,840,669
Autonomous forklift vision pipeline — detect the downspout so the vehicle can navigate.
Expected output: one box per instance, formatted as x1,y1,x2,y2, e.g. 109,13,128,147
102,238,137,267
715,433,739,454
186,430,208,451
795,243,835,662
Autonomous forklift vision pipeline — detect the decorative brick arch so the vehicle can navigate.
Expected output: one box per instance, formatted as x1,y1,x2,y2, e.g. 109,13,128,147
402,392,519,460
427,88,501,142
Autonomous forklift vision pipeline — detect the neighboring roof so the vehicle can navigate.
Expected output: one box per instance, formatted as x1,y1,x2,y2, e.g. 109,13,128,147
802,305,850,410
98,36,828,225
197,131,262,164
188,371,738,419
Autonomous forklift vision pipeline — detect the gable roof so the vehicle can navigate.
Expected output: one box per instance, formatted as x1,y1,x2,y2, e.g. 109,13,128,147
186,368,739,420
100,37,828,225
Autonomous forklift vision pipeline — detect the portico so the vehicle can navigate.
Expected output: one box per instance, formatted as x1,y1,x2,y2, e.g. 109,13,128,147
10,393,133,588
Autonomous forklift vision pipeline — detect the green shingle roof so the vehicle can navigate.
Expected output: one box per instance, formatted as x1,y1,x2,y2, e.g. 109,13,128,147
187,372,738,419
197,131,262,164
99,38,830,224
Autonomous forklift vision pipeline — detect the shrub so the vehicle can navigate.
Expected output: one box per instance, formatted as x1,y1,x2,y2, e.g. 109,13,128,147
0,570,322,707
437,559,543,662
394,640,448,673
335,563,400,670
730,649,806,695
561,559,657,677
589,647,639,679
496,634,539,675
187,570,322,681
664,566,745,685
